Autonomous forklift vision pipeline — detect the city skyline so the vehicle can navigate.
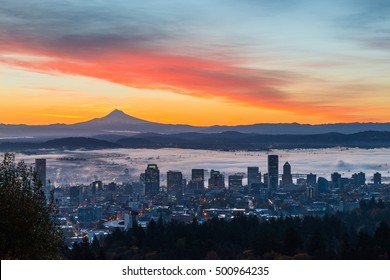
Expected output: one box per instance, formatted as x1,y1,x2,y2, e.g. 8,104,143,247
29,153,388,189
1,0,390,126
26,152,386,223
13,147,390,188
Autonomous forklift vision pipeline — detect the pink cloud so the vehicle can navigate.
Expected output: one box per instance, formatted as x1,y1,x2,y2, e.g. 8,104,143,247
0,35,365,122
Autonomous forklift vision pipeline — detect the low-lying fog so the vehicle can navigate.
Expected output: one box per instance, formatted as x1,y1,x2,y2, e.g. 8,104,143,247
12,148,390,186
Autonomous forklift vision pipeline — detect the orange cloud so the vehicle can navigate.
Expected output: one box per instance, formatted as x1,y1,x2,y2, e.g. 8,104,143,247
0,37,364,123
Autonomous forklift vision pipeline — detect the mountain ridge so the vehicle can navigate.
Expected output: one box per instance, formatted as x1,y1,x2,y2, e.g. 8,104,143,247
2,109,390,138
2,131,390,151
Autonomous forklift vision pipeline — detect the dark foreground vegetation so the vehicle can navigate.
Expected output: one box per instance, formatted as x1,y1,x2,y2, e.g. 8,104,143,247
67,200,390,260
0,153,63,259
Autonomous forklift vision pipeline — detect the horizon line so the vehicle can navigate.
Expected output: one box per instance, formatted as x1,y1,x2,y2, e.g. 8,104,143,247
2,108,390,127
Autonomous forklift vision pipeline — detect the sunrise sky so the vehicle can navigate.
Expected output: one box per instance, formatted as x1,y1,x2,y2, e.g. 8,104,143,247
1,0,390,125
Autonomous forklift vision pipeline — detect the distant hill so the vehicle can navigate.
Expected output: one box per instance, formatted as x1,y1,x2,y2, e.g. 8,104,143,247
43,137,121,150
0,137,120,151
117,131,390,150
2,109,390,139
2,131,390,152
200,122,390,134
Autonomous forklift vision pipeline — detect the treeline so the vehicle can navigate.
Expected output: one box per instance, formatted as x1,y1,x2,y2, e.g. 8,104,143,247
118,131,390,150
4,131,390,152
66,200,390,260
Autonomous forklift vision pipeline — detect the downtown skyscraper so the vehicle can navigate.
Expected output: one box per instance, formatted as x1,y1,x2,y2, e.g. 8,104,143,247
145,164,160,196
248,166,261,186
268,155,279,190
167,170,184,194
189,169,205,192
282,162,293,187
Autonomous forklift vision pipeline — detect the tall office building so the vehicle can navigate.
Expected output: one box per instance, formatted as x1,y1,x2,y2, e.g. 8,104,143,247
331,172,341,188
208,169,225,189
373,172,382,185
247,167,261,186
228,174,243,190
144,164,160,196
352,171,366,186
90,180,103,195
307,173,317,186
167,170,183,193
281,162,293,187
191,169,205,191
35,159,46,187
317,177,329,194
358,172,366,186
268,155,279,190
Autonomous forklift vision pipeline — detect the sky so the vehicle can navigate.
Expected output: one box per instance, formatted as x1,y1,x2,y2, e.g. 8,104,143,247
1,0,390,125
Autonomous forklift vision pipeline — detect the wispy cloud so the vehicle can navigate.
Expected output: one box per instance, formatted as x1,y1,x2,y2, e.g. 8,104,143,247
1,46,364,122
1,0,389,123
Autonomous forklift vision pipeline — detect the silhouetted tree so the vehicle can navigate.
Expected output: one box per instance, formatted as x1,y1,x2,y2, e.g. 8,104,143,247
283,227,303,256
356,231,375,259
340,233,356,259
0,153,63,259
307,230,326,259
374,221,390,258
